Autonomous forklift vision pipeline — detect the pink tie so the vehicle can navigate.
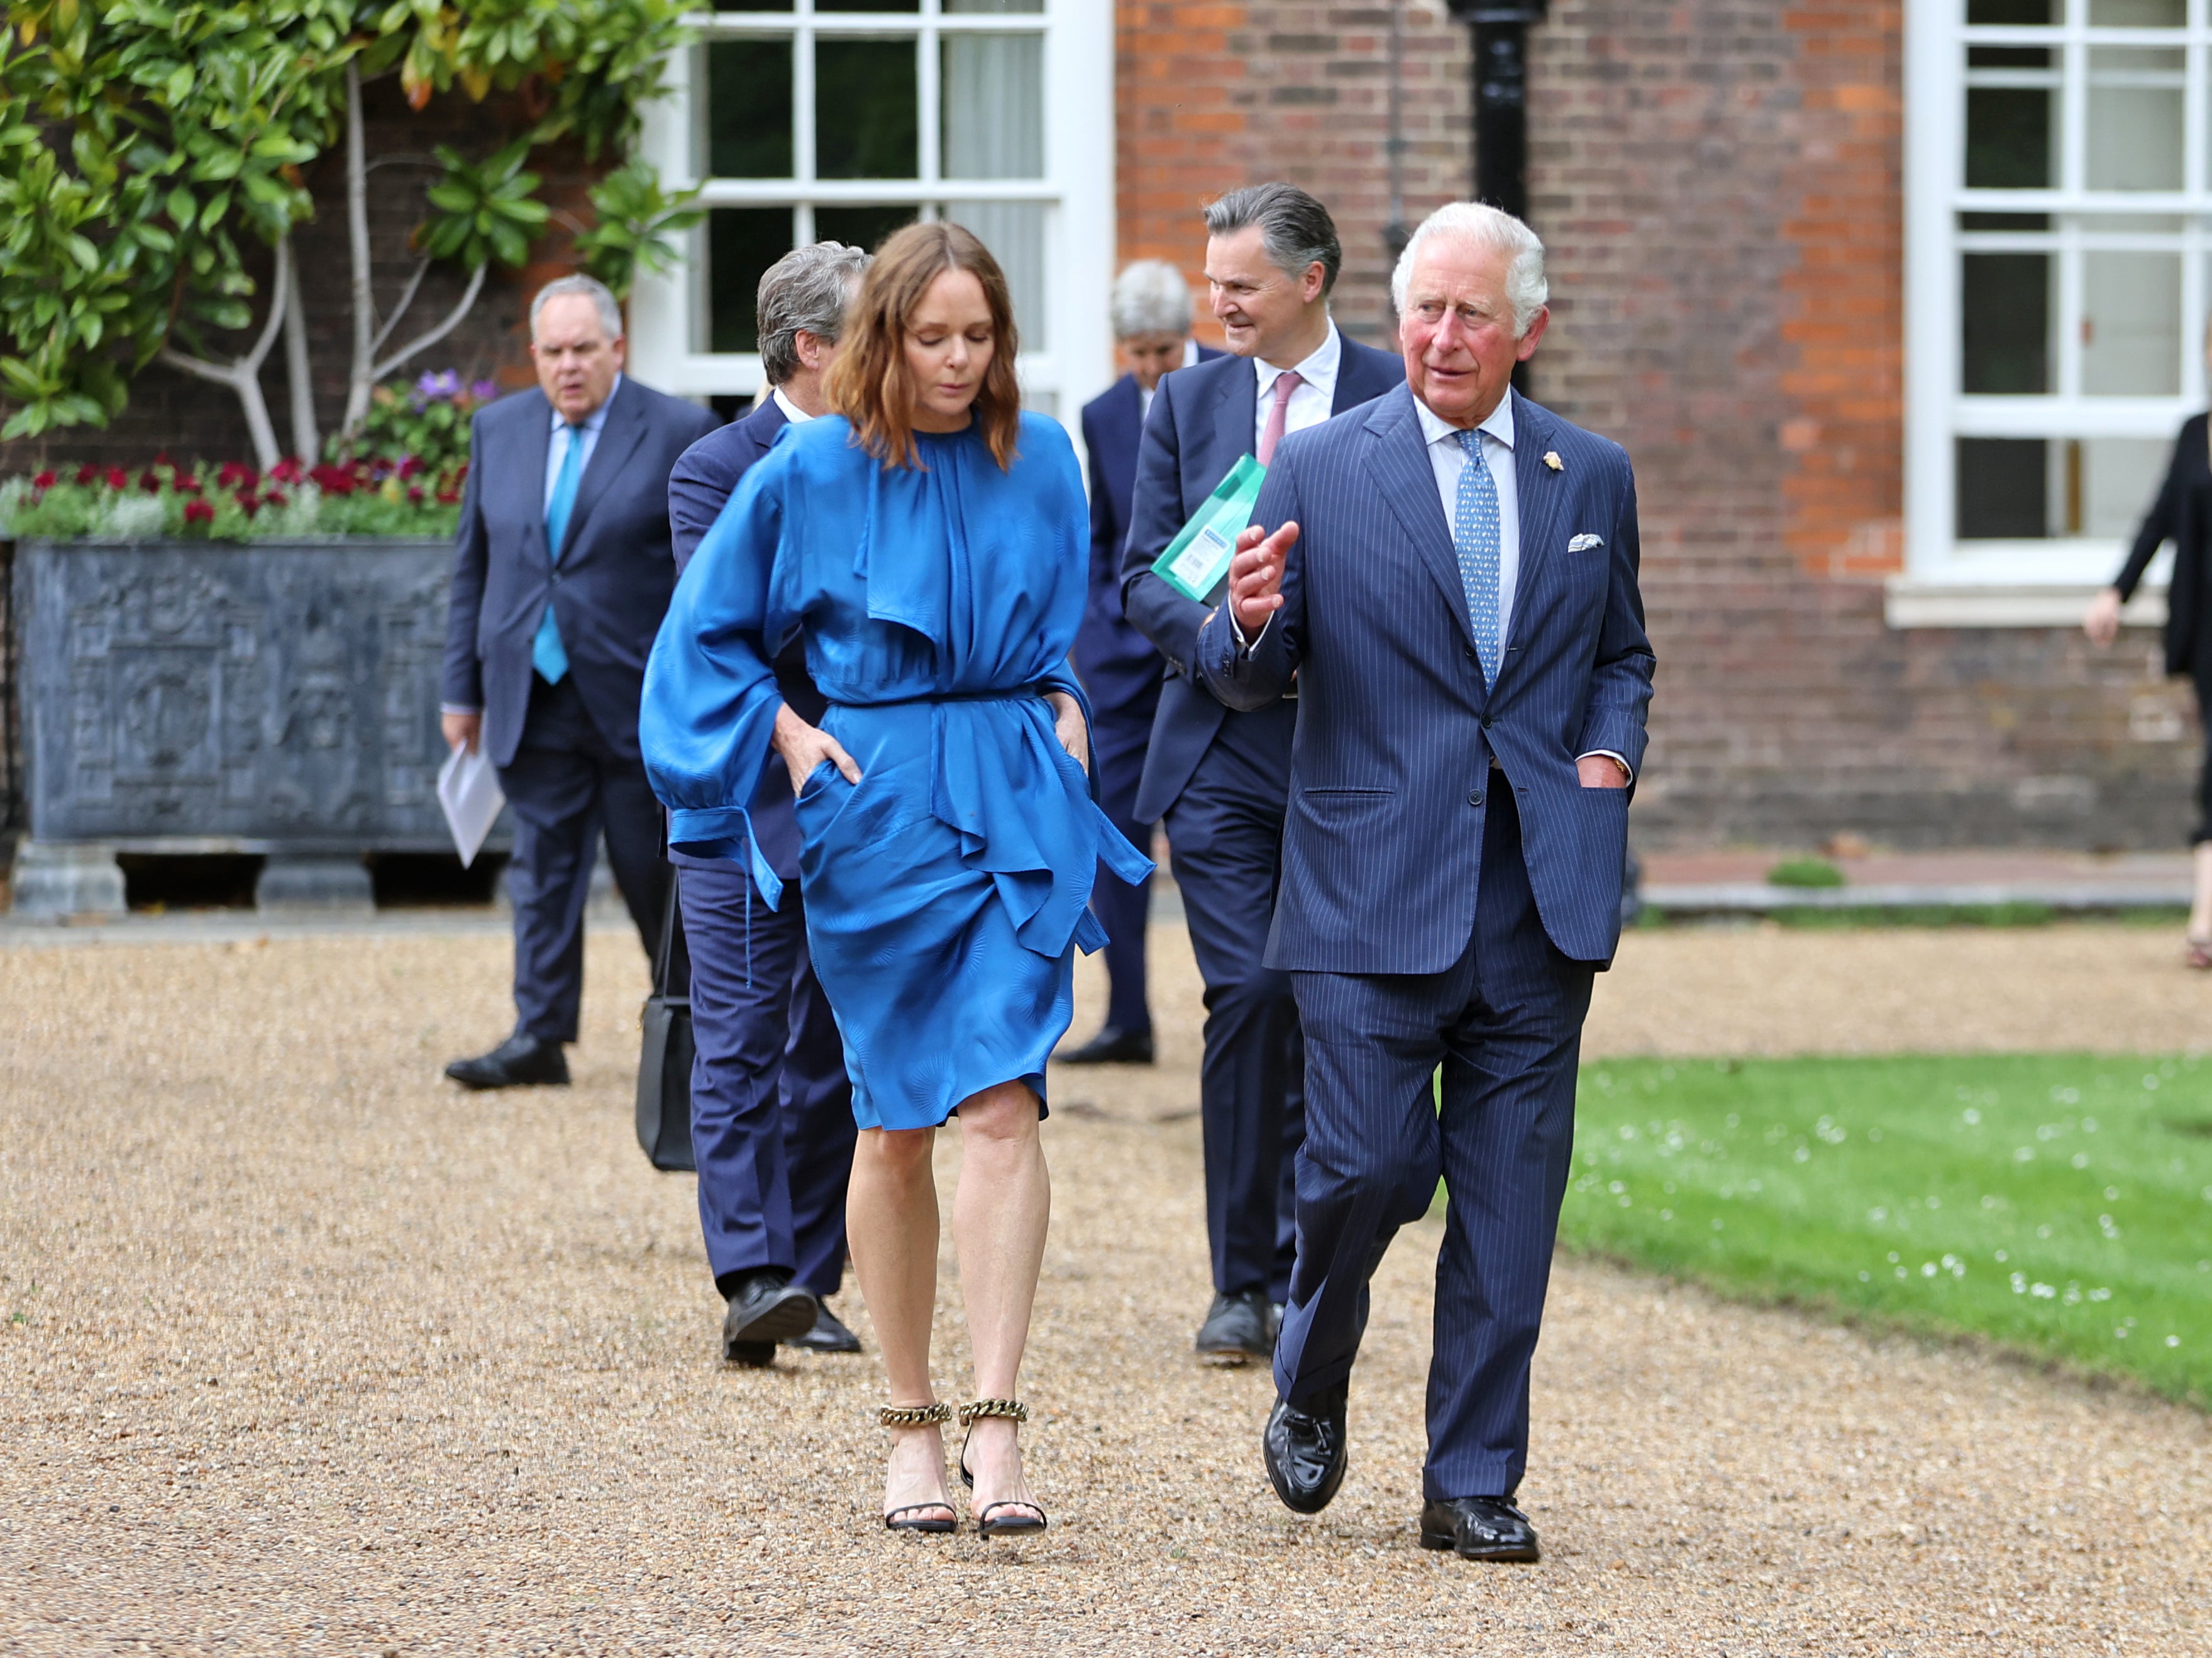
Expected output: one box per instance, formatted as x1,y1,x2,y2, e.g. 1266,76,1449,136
1258,370,1303,465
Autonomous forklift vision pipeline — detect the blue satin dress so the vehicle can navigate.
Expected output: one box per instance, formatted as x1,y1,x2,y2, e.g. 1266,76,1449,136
641,412,1154,1132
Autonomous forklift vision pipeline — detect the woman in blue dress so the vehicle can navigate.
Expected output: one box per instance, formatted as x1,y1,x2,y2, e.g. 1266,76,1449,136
643,223,1150,1537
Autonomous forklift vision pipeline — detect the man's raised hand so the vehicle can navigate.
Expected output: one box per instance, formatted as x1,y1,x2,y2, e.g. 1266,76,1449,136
1228,520,1300,638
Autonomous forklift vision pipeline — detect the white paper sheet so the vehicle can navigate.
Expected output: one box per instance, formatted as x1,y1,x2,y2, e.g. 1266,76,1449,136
436,743,506,869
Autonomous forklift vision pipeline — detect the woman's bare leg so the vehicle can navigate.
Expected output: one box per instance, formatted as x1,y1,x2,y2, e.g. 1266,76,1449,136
2190,841,2212,943
847,1124,951,1523
951,1081,1051,1522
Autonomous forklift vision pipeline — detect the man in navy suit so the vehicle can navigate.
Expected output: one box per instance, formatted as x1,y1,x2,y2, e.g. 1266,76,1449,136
663,242,871,1363
441,275,719,1091
1120,184,1405,1365
1061,260,1220,1066
1201,202,1654,1561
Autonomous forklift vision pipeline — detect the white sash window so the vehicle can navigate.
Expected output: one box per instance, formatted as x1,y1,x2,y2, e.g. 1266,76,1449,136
628,1,1112,430
1900,0,2210,624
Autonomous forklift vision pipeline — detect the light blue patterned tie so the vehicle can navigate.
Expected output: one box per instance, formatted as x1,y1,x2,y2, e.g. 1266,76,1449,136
533,421,582,683
1452,429,1501,686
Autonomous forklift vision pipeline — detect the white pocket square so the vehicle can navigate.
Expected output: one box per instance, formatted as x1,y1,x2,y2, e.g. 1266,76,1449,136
1568,533,1605,552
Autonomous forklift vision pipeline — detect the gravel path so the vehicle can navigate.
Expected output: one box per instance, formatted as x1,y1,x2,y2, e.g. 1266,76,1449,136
2,924,2208,1654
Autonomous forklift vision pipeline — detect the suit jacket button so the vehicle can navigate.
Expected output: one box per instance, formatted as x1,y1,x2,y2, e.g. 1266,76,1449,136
1468,790,1485,808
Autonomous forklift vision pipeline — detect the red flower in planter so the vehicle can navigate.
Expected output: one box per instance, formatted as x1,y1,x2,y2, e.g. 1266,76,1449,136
308,463,356,496
173,476,202,495
397,455,423,481
75,463,98,485
263,490,289,509
182,499,216,526
268,457,304,484
31,469,57,489
218,461,257,489
140,468,164,494
104,467,129,489
407,485,424,504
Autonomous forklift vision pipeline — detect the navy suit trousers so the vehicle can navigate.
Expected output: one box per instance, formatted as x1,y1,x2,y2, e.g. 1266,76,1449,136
678,859,855,1297
1090,707,1157,1035
1275,785,1594,1502
497,674,668,1043
1162,699,1304,1303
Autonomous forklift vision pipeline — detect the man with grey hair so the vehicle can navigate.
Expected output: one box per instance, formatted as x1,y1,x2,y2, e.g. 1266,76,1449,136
441,273,717,1091
1059,261,1221,1068
661,242,872,1362
1119,185,1404,1366
1199,199,1652,1560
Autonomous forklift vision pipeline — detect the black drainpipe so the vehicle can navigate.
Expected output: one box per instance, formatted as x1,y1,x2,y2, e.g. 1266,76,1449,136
1447,2,1548,222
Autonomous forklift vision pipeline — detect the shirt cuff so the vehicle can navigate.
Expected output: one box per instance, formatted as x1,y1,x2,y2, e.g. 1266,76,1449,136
1577,749,1633,784
1226,609,1272,651
440,704,482,717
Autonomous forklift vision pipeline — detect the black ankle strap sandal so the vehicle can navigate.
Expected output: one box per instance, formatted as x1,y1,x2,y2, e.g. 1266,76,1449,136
878,1402,957,1534
956,1398,1047,1539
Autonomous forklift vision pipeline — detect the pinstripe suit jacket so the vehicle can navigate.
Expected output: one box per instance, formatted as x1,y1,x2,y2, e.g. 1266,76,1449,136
1195,384,1654,971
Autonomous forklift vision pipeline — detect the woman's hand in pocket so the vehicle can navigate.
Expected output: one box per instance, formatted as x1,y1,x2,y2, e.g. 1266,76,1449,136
1044,690,1090,776
771,704,861,796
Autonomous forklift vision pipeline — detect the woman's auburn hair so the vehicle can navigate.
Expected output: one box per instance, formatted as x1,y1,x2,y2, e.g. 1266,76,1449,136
826,220,1022,472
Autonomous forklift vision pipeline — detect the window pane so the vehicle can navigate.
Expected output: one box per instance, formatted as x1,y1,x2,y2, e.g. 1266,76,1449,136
1968,0,2056,18
713,0,790,8
946,0,1046,12
1966,86,2055,189
2082,251,2181,395
815,204,921,257
943,200,1045,350
2083,438,2172,538
816,40,919,180
2089,1,2185,25
1961,211,2052,230
1961,253,2050,393
2087,49,2184,191
707,40,794,179
1957,439,2050,539
943,35,1044,180
817,0,918,9
706,208,795,353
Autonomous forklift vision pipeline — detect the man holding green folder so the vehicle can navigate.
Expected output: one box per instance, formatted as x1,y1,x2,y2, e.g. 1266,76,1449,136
1119,183,1405,1366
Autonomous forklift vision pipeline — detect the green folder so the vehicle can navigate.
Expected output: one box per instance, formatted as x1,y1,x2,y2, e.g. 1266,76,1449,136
1150,453,1267,603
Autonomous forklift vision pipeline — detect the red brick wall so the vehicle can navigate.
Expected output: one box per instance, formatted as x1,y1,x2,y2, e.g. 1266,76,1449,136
1117,1,1473,351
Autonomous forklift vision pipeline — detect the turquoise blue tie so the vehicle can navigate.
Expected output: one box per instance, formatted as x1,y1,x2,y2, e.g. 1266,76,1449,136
1452,429,1502,686
533,422,583,683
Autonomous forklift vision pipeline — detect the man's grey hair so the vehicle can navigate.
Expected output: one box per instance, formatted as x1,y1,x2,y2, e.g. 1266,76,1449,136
1109,259,1195,340
1203,182,1342,297
758,241,871,385
529,274,623,342
1390,201,1549,338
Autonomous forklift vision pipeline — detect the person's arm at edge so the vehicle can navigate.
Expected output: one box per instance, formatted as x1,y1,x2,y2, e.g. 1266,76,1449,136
1117,370,1215,675
1571,455,1656,790
667,434,734,575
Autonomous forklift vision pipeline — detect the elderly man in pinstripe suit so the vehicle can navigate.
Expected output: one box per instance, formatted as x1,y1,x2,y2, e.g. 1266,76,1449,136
1197,202,1654,1562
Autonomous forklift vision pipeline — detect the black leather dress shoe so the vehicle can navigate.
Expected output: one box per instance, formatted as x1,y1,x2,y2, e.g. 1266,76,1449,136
1055,1025,1155,1066
1195,1289,1275,1364
445,1034,569,1090
785,1300,862,1354
1419,1495,1540,1562
1263,1380,1348,1514
720,1270,819,1366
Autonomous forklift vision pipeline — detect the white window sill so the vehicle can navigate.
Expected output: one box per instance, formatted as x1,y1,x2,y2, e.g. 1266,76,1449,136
1884,540,2171,627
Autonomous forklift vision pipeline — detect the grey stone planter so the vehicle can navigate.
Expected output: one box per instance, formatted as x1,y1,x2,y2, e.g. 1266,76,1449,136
8,536,480,919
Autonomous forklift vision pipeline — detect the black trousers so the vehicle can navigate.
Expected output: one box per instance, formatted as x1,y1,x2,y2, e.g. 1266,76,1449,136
1162,700,1304,1303
2194,676,2212,845
495,674,668,1043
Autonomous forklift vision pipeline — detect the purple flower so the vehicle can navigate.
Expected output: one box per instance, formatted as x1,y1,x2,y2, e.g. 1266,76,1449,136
411,368,463,409
470,379,499,404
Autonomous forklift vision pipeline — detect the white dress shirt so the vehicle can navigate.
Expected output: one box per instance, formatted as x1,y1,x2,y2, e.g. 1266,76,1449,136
1137,336,1202,425
1413,390,1520,646
543,372,622,514
771,385,816,426
1254,321,1342,450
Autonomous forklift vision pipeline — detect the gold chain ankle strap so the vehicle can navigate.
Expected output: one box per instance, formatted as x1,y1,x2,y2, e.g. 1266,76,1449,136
957,1397,1029,1427
877,1401,953,1428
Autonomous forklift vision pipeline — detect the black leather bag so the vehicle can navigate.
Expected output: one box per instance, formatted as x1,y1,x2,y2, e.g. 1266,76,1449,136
635,874,696,1172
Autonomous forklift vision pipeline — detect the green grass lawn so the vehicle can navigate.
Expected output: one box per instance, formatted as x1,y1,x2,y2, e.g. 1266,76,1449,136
1555,1054,2212,1407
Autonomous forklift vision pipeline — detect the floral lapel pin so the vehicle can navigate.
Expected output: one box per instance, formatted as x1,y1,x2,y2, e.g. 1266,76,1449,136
1542,450,1564,472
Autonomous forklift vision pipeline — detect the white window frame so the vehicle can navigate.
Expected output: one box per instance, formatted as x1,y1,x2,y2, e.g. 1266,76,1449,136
1896,0,2206,626
627,0,1114,446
